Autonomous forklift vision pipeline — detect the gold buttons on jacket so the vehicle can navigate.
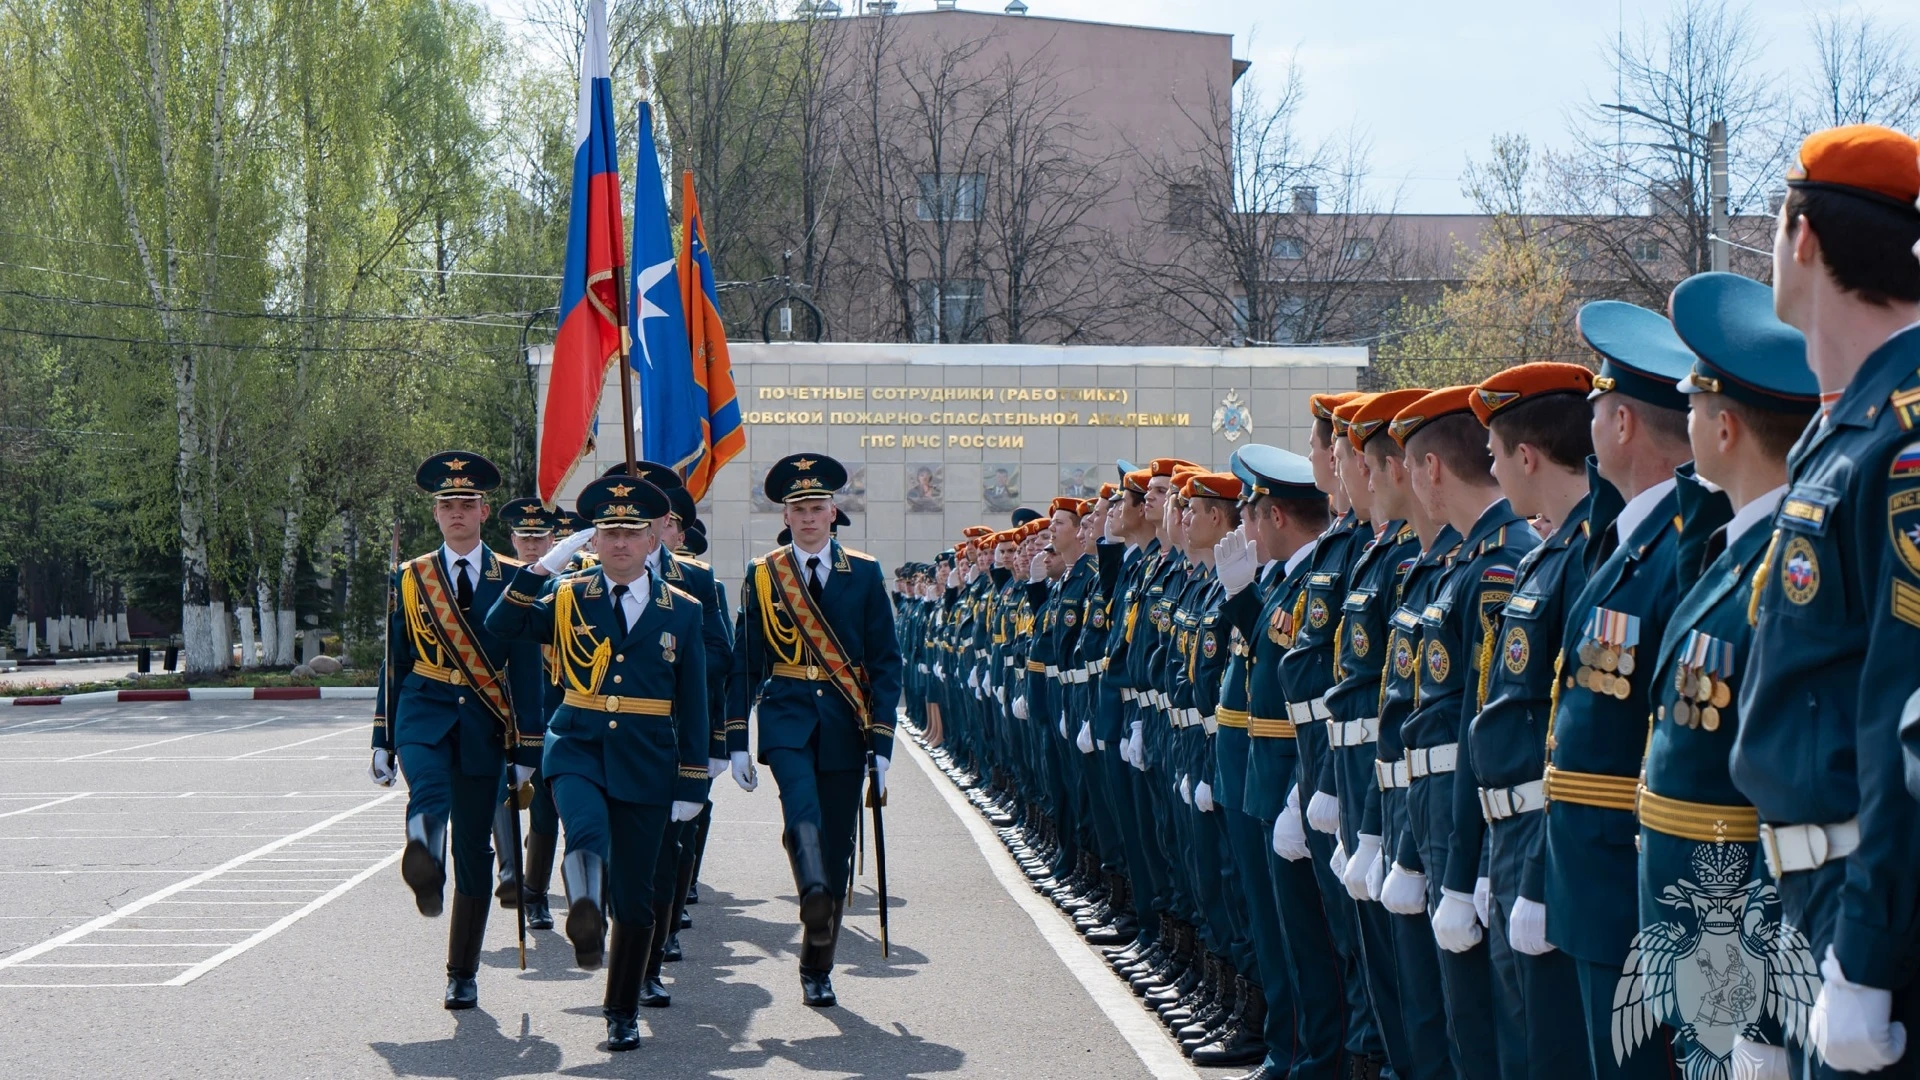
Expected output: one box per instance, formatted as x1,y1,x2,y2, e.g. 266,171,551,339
609,720,619,729
615,654,625,662
613,675,623,684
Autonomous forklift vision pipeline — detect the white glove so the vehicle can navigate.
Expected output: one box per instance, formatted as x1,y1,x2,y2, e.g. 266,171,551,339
1076,720,1094,754
996,686,1007,705
1103,510,1120,542
1306,789,1341,834
946,568,960,589
1381,863,1428,915
510,764,535,787
1012,694,1028,720
1272,785,1310,860
873,755,890,799
1330,840,1348,879
1473,876,1491,926
1731,1036,1790,1080
1194,780,1215,812
707,757,727,779
1508,896,1555,955
1343,834,1380,900
964,563,980,584
967,666,980,690
1214,526,1258,597
369,748,397,787
1812,944,1908,1072
1366,849,1385,900
1178,774,1193,805
934,663,944,681
730,750,758,792
973,680,984,701
1029,552,1049,581
1127,721,1144,769
537,528,595,574
1058,713,1068,739
670,800,703,822
1433,889,1483,952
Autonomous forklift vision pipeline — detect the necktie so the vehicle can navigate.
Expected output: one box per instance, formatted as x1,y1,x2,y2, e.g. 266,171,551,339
806,556,824,603
1701,527,1729,568
453,558,474,612
611,584,630,637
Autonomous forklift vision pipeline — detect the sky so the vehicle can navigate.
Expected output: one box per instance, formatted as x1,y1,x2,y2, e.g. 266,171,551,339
483,0,1920,213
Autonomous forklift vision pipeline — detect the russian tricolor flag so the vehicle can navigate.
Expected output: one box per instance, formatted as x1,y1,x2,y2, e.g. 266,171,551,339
538,0,624,506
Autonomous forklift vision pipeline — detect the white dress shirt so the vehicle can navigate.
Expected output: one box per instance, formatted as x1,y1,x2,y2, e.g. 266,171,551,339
1611,477,1678,546
440,541,485,591
792,537,832,592
605,569,650,633
1724,484,1787,549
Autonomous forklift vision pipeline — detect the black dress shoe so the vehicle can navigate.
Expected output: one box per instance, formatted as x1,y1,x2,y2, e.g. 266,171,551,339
639,972,671,1008
685,882,699,906
1192,1027,1266,1068
604,1010,641,1052
662,930,682,962
800,966,837,1007
401,815,447,918
523,893,553,931
678,907,692,929
522,832,557,930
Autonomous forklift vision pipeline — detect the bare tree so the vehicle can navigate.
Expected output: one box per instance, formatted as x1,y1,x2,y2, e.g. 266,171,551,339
1802,9,1920,131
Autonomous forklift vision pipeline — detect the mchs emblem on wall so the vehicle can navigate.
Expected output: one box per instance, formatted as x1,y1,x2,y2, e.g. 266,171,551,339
1213,389,1252,443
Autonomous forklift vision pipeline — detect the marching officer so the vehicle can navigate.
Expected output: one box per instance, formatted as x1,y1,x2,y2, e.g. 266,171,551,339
1535,299,1729,1080
371,451,545,1011
490,496,568,930
1617,271,1820,1080
1455,362,1597,1080
484,473,712,1052
730,453,904,1008
1736,125,1920,1076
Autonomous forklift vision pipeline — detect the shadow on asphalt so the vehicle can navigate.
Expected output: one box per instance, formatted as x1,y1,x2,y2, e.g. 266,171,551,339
369,886,963,1078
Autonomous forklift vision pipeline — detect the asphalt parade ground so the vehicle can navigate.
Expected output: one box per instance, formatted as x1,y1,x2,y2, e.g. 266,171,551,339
0,701,1227,1079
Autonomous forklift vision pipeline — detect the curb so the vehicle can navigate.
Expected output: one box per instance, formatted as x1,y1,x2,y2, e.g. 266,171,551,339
0,686,376,707
11,652,149,667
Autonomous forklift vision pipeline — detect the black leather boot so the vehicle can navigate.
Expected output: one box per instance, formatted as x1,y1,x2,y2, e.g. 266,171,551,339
639,875,677,1007
784,821,834,948
492,801,521,908
798,896,844,1007
522,832,556,931
444,892,488,1010
561,849,606,969
1192,977,1266,1067
602,919,651,1051
402,814,447,917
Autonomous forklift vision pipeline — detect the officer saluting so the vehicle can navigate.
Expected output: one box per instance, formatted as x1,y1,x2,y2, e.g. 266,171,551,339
1736,125,1920,1076
731,453,904,1008
485,474,711,1052
371,452,545,1011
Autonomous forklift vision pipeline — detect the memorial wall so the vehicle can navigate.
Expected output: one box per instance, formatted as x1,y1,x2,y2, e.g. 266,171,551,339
533,342,1367,586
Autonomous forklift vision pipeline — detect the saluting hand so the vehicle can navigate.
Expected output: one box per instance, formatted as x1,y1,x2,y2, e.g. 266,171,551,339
535,528,595,575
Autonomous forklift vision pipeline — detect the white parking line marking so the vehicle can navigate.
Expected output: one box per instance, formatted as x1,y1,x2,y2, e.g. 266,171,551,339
0,793,91,819
57,716,287,762
225,726,361,760
168,849,401,986
0,792,397,971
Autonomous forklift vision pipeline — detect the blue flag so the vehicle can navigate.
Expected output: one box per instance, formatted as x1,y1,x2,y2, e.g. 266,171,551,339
630,102,700,475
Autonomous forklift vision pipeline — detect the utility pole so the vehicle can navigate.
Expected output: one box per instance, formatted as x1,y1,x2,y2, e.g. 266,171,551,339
1707,120,1729,273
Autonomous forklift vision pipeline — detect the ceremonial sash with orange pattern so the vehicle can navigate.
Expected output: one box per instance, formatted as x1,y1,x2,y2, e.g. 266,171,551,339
408,554,514,740
767,547,871,729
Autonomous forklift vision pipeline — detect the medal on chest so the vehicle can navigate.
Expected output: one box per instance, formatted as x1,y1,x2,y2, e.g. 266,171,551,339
1573,607,1640,700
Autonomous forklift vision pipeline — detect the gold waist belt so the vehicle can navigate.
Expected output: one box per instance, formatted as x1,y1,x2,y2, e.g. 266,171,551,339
562,689,672,715
770,662,864,682
1026,660,1046,673
1543,765,1638,812
1636,785,1760,843
1216,707,1251,729
413,661,466,686
1248,716,1298,739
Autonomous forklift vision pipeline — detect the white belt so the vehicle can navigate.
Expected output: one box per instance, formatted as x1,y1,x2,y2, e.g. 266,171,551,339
1479,779,1545,821
1201,713,1218,736
1045,665,1061,678
1408,743,1458,779
1759,818,1861,877
1375,759,1410,790
1089,658,1109,674
1003,656,1017,668
1287,696,1332,725
1329,717,1380,747
1170,709,1193,729
1145,690,1163,708
975,649,988,659
1120,688,1138,702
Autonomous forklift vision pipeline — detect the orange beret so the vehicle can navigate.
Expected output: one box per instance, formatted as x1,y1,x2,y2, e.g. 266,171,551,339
1389,386,1478,446
1024,519,1048,538
1123,468,1151,494
961,525,993,540
1471,363,1595,426
1050,496,1090,516
1331,393,1374,437
1311,391,1363,421
1788,124,1920,209
1348,389,1427,449
1149,457,1195,478
1098,482,1117,500
1183,472,1243,500
1170,465,1204,491
955,540,971,557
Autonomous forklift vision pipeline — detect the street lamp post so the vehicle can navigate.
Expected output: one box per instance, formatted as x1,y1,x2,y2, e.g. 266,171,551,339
1603,103,1730,272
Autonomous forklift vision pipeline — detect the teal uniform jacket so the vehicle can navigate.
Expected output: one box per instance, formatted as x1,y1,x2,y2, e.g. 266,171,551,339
375,545,545,772
1324,522,1420,848
1213,561,1281,814
1088,541,1139,745
1241,545,1325,822
1370,527,1460,852
486,564,711,806
1742,325,1920,988
1452,497,1594,896
656,550,734,763
1281,515,1364,800
1536,473,1729,964
731,540,904,768
1628,483,1807,1059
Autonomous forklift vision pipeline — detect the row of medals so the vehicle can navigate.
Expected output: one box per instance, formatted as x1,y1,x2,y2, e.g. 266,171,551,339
1662,664,1732,731
1573,640,1635,700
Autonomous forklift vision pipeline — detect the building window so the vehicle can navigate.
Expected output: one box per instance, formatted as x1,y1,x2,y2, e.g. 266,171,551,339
914,279,985,343
1271,236,1305,260
1341,237,1374,261
1167,183,1207,230
1632,237,1661,262
916,173,984,222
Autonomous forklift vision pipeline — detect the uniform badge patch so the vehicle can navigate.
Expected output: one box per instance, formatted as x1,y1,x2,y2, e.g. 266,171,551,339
1891,444,1920,478
1392,634,1416,678
1064,607,1078,627
1091,607,1107,629
1351,624,1371,658
1503,626,1529,675
1891,488,1920,576
1309,597,1330,628
1426,640,1450,682
1781,536,1820,605
1203,632,1218,658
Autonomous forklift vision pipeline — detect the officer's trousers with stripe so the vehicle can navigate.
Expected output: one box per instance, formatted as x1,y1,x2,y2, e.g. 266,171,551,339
399,732,504,900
